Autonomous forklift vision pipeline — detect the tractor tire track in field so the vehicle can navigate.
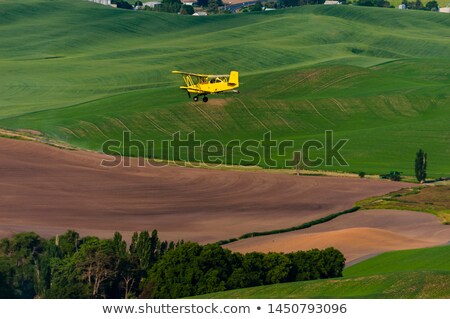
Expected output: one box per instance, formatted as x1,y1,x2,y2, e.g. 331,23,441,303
262,100,295,131
311,72,366,94
107,117,134,134
330,98,347,113
236,98,269,131
305,100,336,126
79,121,109,139
60,127,80,139
266,70,320,97
192,104,223,131
143,114,172,136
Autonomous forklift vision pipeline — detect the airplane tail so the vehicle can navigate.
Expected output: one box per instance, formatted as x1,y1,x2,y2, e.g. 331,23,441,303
228,71,239,86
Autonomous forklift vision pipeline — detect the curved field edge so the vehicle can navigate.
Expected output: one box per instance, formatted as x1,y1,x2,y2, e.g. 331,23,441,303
216,207,360,245
0,1,449,176
217,184,449,246
192,271,450,299
192,246,450,298
356,185,450,223
343,245,450,277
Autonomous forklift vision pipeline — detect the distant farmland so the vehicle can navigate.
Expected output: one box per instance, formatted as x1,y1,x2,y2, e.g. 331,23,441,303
0,1,449,176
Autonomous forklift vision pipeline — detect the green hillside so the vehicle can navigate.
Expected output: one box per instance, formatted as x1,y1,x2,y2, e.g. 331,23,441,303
0,1,449,175
344,245,450,277
193,271,450,298
194,246,450,298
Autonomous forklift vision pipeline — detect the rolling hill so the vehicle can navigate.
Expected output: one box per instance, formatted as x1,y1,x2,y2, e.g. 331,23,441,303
0,0,449,175
194,245,450,298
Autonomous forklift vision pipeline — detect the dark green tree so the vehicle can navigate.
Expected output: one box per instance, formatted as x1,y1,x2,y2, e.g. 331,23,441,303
414,0,424,9
45,257,89,298
180,4,195,14
34,240,59,298
8,233,45,298
424,0,438,10
288,250,319,281
116,1,134,9
74,238,118,298
0,257,16,298
1,230,347,299
111,232,138,298
415,149,427,183
250,1,263,11
404,0,424,9
207,0,223,13
56,230,80,258
145,242,203,298
117,254,140,299
133,231,151,270
263,253,291,284
357,0,391,6
241,252,265,286
280,0,299,7
195,244,234,295
149,230,160,265
265,1,278,8
226,267,249,289
158,0,182,13
197,0,209,6
318,247,345,278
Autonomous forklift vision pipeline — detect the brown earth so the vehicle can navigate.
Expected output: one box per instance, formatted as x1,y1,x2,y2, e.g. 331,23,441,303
0,138,413,243
225,209,450,263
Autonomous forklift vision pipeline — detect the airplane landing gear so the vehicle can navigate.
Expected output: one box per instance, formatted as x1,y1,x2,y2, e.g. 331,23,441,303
193,95,208,103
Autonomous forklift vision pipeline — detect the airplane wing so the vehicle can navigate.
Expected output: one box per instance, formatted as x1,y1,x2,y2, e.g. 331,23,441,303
172,71,229,78
172,70,208,78
206,74,230,78
180,86,204,92
181,86,238,94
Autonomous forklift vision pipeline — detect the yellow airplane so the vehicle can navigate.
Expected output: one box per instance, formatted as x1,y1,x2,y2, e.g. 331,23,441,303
172,70,239,102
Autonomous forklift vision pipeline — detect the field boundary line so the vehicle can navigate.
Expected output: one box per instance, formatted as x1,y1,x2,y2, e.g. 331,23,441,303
216,206,361,245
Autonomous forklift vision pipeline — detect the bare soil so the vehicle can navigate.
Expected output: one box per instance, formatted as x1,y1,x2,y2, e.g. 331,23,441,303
0,138,413,243
225,209,450,263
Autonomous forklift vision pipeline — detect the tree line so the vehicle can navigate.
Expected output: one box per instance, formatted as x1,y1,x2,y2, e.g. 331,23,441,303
355,0,439,9
0,230,345,298
110,0,441,13
144,242,345,298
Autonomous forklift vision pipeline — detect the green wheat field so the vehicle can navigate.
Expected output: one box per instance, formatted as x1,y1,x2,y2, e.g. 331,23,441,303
0,0,449,176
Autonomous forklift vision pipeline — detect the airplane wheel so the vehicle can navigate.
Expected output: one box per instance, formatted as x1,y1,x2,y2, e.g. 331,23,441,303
202,96,208,103
193,96,199,102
